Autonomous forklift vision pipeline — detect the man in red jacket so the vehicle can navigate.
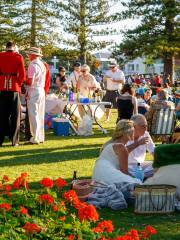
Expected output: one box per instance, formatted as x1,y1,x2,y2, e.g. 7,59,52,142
0,41,26,146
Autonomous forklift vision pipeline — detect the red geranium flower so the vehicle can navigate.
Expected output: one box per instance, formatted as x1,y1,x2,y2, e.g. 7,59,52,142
13,173,28,190
52,204,58,212
141,231,148,239
20,206,28,215
97,220,114,233
4,184,11,192
40,177,54,188
55,177,67,189
78,204,99,222
92,226,103,233
67,234,75,240
59,216,66,221
3,175,9,182
145,225,157,235
23,222,41,234
63,190,78,202
0,203,11,211
39,194,54,205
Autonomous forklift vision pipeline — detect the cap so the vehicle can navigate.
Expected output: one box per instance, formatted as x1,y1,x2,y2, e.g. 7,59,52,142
73,62,81,67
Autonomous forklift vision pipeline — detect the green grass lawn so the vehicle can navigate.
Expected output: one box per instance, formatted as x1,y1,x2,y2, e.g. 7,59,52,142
0,111,180,239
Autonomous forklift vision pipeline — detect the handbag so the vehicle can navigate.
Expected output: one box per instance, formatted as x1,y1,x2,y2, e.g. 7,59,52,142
134,184,176,214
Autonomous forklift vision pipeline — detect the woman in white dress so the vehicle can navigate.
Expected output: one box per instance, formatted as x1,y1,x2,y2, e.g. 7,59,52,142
93,120,140,184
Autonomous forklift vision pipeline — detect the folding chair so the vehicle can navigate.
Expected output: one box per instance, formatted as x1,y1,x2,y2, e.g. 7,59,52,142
149,108,176,143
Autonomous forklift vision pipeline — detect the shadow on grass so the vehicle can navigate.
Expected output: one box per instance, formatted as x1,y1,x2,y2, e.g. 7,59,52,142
0,147,99,168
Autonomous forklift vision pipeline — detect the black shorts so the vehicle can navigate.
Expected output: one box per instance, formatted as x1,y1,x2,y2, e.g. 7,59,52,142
102,90,120,108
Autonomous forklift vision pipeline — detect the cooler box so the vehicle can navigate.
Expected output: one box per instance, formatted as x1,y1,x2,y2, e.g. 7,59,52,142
53,118,70,136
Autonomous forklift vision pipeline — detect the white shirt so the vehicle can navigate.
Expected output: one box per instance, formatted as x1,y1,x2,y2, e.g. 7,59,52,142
105,69,125,90
28,58,46,88
67,71,81,88
78,74,100,97
126,131,155,164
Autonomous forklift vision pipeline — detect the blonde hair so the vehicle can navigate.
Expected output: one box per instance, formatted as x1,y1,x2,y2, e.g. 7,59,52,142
112,119,134,140
81,64,90,72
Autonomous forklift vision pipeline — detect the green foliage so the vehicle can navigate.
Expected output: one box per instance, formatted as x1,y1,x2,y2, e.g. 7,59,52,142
115,0,180,60
57,0,120,63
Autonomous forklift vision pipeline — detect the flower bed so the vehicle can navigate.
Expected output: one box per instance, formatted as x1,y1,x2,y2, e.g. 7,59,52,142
0,173,157,239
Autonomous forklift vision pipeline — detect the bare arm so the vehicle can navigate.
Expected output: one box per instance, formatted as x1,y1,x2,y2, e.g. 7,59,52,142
113,143,128,174
126,137,150,153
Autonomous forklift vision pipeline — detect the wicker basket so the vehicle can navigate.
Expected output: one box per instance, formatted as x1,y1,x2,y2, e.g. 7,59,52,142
134,184,176,214
72,179,94,202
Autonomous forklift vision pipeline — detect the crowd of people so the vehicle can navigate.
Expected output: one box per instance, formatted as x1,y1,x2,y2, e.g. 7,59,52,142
0,41,179,191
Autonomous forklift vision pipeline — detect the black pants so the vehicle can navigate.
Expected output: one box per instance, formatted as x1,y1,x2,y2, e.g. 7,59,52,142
0,91,21,146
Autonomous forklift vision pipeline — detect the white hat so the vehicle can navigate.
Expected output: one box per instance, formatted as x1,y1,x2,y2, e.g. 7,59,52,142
108,61,117,67
26,47,43,56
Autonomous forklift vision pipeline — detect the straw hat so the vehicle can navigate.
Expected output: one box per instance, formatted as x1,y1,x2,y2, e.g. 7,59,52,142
26,47,43,56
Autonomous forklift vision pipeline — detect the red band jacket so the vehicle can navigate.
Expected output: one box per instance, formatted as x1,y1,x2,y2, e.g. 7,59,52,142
0,50,26,92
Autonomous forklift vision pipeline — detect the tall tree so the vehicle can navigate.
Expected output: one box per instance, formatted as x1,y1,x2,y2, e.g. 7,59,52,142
0,0,15,50
8,0,60,52
115,0,180,83
57,0,119,63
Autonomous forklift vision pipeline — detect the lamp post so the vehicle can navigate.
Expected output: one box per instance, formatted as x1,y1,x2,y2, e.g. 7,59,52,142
51,56,59,74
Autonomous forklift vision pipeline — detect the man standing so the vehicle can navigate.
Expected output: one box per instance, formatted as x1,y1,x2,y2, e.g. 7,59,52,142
26,47,46,144
0,41,26,146
103,61,125,121
67,62,81,90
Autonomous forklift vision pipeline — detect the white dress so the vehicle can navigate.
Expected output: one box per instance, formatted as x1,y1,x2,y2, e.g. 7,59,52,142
92,143,140,184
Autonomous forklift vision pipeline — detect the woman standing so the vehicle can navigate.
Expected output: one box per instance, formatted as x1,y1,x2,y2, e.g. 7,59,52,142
116,84,138,122
77,64,100,98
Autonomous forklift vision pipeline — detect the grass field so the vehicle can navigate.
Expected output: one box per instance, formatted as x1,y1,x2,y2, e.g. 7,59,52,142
0,111,180,239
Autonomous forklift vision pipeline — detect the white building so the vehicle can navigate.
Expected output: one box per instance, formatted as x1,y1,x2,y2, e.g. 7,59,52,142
123,57,164,75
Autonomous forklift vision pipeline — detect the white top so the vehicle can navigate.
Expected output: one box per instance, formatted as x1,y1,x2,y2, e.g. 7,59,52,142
67,71,81,88
28,58,46,88
105,69,125,91
126,131,155,164
78,74,100,97
93,143,140,184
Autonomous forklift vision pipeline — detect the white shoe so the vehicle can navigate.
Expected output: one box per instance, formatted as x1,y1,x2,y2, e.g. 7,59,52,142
29,137,39,144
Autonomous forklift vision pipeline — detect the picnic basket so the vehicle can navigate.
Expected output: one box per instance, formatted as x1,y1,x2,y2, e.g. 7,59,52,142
134,184,176,214
72,179,94,202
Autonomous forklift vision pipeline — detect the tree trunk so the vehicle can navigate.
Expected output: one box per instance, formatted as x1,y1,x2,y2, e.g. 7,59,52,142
30,0,36,46
163,55,175,85
79,0,86,64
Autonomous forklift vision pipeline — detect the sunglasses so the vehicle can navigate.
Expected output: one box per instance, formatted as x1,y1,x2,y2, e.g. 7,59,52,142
81,70,87,72
110,66,115,69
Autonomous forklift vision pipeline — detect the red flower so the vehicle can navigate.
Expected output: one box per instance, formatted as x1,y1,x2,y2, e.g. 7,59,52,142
97,220,114,233
13,173,28,190
3,175,9,182
59,216,66,221
39,194,54,205
40,177,54,188
52,205,58,212
55,177,67,189
23,222,41,234
145,225,157,235
141,231,148,239
78,204,99,222
0,203,11,211
63,190,78,202
20,206,28,215
4,184,11,192
67,235,75,240
93,226,103,233
21,172,28,178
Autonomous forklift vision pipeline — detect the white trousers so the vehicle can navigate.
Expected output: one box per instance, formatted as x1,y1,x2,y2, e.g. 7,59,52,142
27,88,45,143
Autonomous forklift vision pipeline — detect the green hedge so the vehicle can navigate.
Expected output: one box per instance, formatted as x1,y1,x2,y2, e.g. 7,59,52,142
153,143,180,168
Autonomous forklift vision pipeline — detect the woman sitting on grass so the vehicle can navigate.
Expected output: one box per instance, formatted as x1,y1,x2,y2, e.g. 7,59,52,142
92,120,141,185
